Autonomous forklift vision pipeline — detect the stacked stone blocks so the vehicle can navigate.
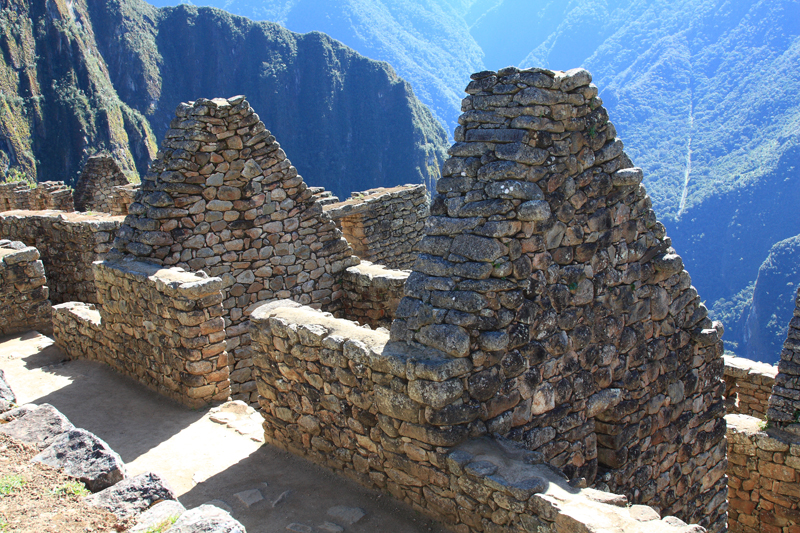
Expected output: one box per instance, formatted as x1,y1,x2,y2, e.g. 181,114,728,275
381,67,726,530
110,96,360,403
725,355,777,419
768,286,800,426
339,262,409,330
325,185,429,270
0,181,73,212
73,154,133,214
53,258,229,407
251,303,703,533
0,240,51,336
0,211,122,304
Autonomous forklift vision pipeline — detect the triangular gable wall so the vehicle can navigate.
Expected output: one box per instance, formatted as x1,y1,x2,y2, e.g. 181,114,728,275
111,96,359,402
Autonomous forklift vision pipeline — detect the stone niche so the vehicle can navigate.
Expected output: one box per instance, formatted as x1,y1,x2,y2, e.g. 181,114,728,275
110,96,360,403
383,67,727,531
324,185,430,270
73,154,133,214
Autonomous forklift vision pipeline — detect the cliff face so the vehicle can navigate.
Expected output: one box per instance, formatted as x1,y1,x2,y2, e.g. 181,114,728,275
0,0,158,183
85,0,449,199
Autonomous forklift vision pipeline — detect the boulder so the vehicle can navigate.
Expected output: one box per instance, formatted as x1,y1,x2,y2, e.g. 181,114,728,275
131,500,186,533
32,428,126,492
85,472,176,519
0,403,74,448
169,504,246,533
0,404,35,422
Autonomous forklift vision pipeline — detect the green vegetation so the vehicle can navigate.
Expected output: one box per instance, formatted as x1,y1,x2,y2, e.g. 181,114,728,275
51,481,90,498
144,515,179,533
0,475,25,496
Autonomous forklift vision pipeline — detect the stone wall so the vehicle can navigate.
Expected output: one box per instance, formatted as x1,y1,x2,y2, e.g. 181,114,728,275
53,258,229,407
0,211,123,304
110,96,359,403
727,413,800,533
381,67,726,531
324,185,429,270
0,181,74,212
768,286,800,427
0,240,51,336
109,184,138,216
725,355,776,419
339,262,409,330
73,154,131,214
251,303,704,533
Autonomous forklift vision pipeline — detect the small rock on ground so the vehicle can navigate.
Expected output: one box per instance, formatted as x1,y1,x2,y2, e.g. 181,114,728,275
0,403,74,448
32,428,126,492
318,522,344,533
234,488,263,508
130,500,186,533
286,523,313,533
327,505,366,525
85,472,176,519
170,504,246,533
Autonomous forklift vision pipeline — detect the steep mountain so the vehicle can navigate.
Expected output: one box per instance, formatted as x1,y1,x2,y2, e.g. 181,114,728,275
0,0,157,183
741,236,800,364
145,0,486,133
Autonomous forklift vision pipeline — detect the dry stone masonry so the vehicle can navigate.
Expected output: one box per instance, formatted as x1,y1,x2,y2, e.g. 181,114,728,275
0,240,51,336
53,258,229,407
73,154,133,214
0,211,123,304
0,181,73,212
251,67,726,533
110,96,360,403
340,262,409,330
725,355,776,419
250,303,704,533
767,286,800,427
324,185,429,270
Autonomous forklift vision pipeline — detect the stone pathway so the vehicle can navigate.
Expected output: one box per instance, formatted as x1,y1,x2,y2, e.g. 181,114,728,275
0,330,448,533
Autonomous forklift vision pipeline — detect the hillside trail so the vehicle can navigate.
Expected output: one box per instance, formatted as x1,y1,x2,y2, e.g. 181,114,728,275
0,330,447,533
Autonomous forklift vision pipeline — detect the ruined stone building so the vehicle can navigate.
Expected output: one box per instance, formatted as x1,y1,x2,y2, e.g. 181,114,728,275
0,68,743,533
73,154,137,215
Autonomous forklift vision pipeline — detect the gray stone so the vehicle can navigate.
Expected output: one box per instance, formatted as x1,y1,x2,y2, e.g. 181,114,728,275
318,522,344,533
417,324,470,357
408,378,463,409
451,234,506,262
518,200,551,221
613,167,643,186
0,369,16,412
131,500,187,533
32,428,126,492
85,472,176,519
234,488,264,508
495,143,548,166
0,404,36,422
170,505,246,533
486,180,543,200
0,403,74,449
286,524,312,533
327,505,366,525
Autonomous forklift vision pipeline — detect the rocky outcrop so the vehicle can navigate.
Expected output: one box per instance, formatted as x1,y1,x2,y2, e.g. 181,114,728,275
0,404,74,449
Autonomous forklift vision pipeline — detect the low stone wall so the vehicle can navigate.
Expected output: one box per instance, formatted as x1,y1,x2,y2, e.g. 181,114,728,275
251,303,704,533
0,211,122,304
53,258,229,407
727,413,800,533
324,185,428,270
339,262,409,330
109,184,137,216
0,181,74,212
0,240,51,336
724,355,777,419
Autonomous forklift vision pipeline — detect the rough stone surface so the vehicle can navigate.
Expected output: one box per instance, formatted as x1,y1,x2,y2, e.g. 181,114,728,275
32,427,126,492
325,185,429,270
0,240,51,336
109,96,360,404
339,261,409,330
74,154,135,215
768,286,800,425
169,504,246,533
130,500,187,533
0,181,73,212
52,259,230,407
0,369,15,413
0,403,74,449
85,472,176,520
724,355,776,419
0,211,123,304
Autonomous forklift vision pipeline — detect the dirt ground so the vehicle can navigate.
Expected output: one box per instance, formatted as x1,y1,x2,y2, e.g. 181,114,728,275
0,434,128,532
0,331,448,533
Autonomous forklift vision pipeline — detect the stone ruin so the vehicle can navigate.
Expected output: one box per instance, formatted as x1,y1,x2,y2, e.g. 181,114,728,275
73,153,137,215
1,70,735,532
324,185,429,270
0,180,73,212
0,239,51,336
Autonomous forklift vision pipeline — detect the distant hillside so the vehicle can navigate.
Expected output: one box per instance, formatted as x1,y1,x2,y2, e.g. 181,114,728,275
0,0,157,183
0,0,448,198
